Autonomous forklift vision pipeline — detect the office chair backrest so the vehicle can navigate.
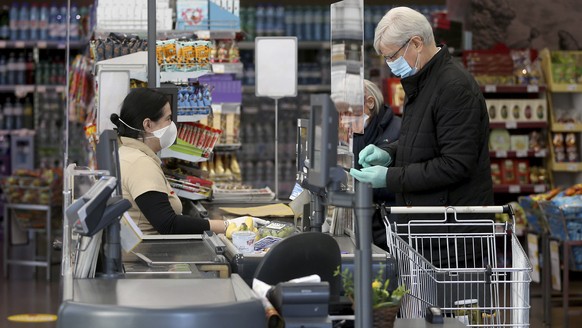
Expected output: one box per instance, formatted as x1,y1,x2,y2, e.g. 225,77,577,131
253,232,341,298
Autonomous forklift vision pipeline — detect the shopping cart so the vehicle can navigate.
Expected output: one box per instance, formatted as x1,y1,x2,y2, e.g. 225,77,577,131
383,206,532,327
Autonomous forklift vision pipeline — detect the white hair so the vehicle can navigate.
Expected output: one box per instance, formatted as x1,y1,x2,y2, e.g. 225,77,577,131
364,79,383,117
373,6,435,55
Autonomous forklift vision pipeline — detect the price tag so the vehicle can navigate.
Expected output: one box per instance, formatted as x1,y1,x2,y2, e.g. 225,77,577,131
568,164,578,171
516,151,527,158
565,123,575,131
505,121,517,129
37,86,46,93
37,41,47,49
527,85,539,93
495,150,507,158
197,31,210,39
568,84,577,91
57,43,66,49
14,85,34,97
535,150,546,157
213,64,225,74
484,85,497,93
0,40,6,48
15,41,25,48
534,185,546,193
508,185,521,193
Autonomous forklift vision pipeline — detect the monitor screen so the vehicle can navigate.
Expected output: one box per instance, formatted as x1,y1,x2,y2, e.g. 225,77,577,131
307,94,338,189
96,130,122,195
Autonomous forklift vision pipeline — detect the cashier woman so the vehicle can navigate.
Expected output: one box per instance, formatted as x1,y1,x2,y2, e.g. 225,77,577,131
111,88,229,235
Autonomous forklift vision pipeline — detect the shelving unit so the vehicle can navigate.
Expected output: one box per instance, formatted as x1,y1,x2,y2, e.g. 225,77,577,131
483,84,550,201
540,49,582,187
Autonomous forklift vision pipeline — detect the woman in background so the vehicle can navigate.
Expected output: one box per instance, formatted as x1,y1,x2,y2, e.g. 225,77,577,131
353,79,401,250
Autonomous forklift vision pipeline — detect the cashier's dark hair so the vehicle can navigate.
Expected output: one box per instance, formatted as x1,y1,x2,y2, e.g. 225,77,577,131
110,88,169,139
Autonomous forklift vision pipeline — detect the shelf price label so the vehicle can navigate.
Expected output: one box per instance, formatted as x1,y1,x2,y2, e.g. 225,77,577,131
505,121,517,129
508,185,521,193
484,85,497,93
565,123,575,131
568,84,578,91
534,150,546,157
527,85,539,93
534,185,546,193
516,151,527,158
15,41,25,48
212,64,225,74
567,164,578,171
495,150,508,158
0,41,6,48
37,41,47,49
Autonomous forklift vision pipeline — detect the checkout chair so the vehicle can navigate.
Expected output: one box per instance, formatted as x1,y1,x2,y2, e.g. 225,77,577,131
253,232,341,296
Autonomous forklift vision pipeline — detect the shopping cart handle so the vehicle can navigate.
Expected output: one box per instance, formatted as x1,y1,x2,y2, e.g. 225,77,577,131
383,205,512,215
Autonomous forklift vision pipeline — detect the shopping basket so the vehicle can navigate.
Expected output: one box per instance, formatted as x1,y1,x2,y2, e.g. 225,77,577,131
383,206,532,327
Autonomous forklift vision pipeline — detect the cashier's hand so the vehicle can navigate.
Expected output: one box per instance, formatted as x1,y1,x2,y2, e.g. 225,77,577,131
358,145,392,168
349,166,388,188
227,216,269,228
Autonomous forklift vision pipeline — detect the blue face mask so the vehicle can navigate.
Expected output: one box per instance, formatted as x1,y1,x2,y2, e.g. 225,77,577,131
386,42,419,78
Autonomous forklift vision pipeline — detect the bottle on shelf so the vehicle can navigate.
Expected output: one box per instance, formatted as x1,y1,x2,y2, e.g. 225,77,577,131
0,103,3,130
6,52,15,85
0,55,6,85
4,98,13,130
23,97,33,130
57,3,66,41
0,5,9,40
15,52,25,85
9,2,17,41
48,2,59,41
17,2,29,41
12,99,22,130
29,3,38,40
70,4,79,41
25,51,34,84
39,3,49,40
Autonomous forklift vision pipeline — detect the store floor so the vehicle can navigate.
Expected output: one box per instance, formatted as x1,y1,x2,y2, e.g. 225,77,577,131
1,229,581,328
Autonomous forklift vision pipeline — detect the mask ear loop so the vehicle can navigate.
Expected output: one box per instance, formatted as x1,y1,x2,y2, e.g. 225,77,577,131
118,118,148,141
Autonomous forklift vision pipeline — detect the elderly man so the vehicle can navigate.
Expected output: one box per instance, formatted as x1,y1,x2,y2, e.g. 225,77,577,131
350,7,493,265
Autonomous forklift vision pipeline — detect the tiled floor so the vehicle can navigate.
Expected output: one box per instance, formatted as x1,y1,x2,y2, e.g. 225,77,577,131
1,230,582,328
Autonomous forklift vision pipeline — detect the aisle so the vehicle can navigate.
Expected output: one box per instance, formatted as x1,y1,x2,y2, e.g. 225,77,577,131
0,230,60,328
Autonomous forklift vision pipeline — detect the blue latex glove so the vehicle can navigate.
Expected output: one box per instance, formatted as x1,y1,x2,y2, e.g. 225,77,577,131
349,166,388,188
358,144,392,168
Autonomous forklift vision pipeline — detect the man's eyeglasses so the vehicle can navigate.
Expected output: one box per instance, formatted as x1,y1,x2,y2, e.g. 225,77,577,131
383,39,411,62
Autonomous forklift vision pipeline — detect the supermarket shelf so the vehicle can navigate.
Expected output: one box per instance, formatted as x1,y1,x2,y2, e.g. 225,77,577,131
0,129,36,136
548,83,582,93
177,113,209,123
493,184,547,194
242,84,331,93
238,40,331,50
214,143,242,152
0,40,87,49
159,70,212,83
211,62,243,75
480,85,546,93
551,122,582,132
489,149,547,158
0,85,65,94
94,29,238,40
173,188,209,201
489,121,547,129
159,147,208,162
551,162,582,172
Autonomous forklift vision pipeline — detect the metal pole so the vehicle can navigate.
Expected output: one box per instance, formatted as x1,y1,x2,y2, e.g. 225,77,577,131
147,0,156,87
274,98,279,198
354,180,373,328
64,0,70,170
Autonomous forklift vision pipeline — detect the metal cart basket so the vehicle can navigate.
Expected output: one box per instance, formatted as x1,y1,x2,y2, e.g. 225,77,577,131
384,206,532,327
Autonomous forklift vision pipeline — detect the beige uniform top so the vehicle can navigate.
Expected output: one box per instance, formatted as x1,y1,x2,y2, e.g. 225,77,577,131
118,136,182,235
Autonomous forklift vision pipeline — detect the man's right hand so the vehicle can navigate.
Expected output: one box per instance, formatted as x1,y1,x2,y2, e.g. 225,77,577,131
358,144,392,168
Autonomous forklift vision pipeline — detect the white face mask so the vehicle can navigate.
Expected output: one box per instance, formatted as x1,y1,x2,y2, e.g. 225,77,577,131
362,113,370,129
149,121,177,149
